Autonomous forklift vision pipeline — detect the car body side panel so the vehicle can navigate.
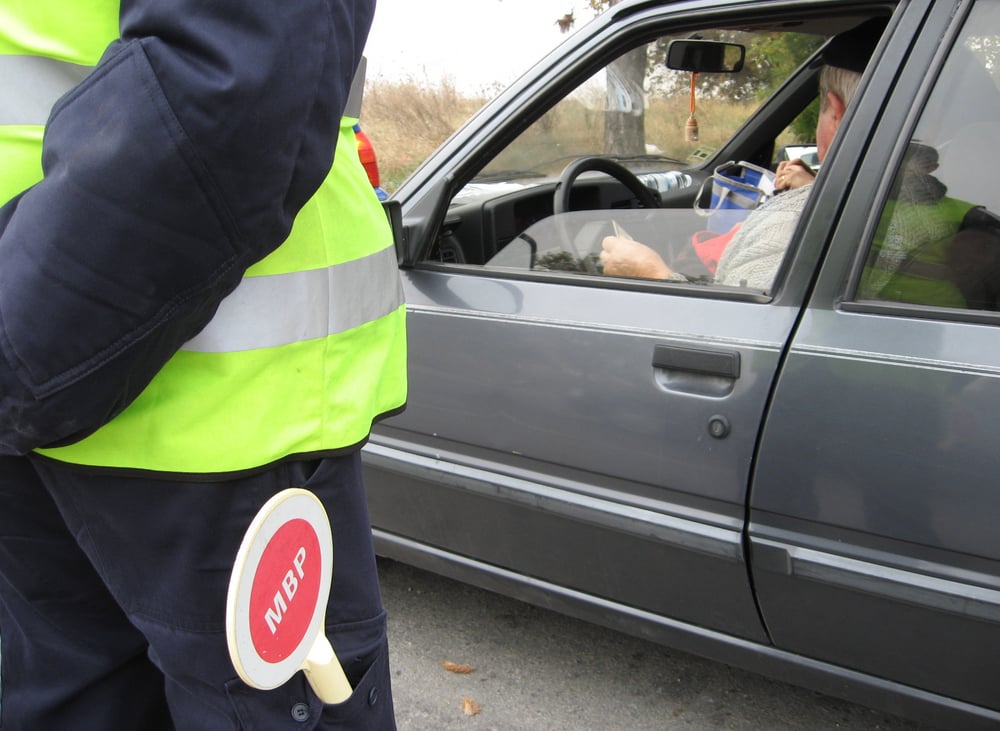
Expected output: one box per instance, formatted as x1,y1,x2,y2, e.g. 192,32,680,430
364,269,803,642
366,435,760,637
751,311,1000,712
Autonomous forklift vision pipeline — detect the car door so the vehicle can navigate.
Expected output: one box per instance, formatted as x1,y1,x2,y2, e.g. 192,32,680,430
362,1,910,644
749,0,1000,720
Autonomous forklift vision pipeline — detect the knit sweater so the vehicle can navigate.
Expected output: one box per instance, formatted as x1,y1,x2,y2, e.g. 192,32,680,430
713,183,813,290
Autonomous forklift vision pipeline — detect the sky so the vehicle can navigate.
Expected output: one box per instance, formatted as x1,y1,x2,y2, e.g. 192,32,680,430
363,0,595,92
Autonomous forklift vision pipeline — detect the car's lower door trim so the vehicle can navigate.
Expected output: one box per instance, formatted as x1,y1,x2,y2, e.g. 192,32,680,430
752,538,1000,623
363,442,743,562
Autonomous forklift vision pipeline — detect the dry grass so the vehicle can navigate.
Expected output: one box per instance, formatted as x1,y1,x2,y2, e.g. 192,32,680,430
362,80,799,194
648,95,764,157
361,78,488,192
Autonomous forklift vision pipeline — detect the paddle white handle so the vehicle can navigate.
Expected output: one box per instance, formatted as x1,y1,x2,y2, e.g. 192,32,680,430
302,633,352,704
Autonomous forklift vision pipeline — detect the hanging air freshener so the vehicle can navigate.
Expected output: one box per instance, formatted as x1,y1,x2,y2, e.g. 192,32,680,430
685,72,699,142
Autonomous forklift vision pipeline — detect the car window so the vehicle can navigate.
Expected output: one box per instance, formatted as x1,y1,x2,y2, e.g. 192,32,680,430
855,2,1000,311
427,25,827,294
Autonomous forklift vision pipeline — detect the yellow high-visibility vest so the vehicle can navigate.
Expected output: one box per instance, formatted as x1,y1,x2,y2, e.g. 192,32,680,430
3,2,407,475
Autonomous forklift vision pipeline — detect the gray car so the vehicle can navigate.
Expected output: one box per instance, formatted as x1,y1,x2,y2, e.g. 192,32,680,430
363,1,1000,728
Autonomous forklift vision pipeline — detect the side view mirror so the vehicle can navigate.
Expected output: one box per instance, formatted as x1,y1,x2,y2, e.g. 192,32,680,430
382,199,405,265
666,40,746,73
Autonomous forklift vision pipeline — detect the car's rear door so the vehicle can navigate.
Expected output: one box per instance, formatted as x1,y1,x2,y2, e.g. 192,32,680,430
749,0,1000,721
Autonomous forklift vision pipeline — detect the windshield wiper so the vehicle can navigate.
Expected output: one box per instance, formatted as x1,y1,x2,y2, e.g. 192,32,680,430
471,169,548,183
471,153,687,183
608,154,687,167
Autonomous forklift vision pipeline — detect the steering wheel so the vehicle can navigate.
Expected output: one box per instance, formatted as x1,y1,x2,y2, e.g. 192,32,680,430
553,156,661,214
547,157,660,273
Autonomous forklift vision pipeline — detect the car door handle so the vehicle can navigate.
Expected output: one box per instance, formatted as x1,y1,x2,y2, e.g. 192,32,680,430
652,344,741,380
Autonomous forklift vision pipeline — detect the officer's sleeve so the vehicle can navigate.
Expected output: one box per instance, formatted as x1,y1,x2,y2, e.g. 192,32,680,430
0,0,375,454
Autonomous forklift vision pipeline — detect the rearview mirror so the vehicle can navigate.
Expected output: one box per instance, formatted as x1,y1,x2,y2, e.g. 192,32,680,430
666,40,746,73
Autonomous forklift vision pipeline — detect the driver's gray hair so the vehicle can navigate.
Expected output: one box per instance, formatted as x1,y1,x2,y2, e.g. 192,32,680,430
819,65,863,110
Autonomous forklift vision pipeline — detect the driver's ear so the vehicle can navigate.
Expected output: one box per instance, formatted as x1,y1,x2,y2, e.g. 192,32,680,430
826,91,847,125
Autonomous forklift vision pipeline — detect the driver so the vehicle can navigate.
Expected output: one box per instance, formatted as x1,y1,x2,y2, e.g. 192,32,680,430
599,19,885,289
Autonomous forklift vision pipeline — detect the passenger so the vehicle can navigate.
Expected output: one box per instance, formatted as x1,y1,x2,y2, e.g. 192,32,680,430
599,19,885,289
946,207,1000,310
857,142,975,307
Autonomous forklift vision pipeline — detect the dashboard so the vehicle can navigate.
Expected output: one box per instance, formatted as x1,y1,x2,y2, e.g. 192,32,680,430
429,171,698,266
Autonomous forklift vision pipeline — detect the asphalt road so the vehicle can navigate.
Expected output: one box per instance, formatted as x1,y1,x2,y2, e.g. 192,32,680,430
379,558,942,731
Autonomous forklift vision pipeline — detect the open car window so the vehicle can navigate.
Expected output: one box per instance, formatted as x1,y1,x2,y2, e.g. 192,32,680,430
425,24,829,295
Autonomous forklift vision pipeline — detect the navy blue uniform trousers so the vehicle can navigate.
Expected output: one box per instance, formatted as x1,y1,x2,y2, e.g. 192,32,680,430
0,453,395,730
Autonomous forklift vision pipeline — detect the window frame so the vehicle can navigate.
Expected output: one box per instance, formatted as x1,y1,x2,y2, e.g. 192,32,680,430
413,10,870,303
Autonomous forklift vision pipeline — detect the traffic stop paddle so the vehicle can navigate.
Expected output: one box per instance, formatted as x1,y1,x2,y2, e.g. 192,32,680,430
226,488,352,703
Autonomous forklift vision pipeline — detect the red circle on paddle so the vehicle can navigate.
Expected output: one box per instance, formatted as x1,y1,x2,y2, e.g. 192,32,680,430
248,518,323,663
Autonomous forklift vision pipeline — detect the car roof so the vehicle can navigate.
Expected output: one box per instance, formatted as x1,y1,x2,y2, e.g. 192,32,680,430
603,0,888,36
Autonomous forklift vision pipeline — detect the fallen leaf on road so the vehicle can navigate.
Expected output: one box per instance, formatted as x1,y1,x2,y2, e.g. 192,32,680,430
441,660,475,674
461,697,482,716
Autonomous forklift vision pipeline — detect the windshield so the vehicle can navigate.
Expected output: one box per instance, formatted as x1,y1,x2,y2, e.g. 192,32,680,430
476,28,825,184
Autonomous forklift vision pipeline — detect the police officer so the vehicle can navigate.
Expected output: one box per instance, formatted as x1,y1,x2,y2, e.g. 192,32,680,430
0,1,405,729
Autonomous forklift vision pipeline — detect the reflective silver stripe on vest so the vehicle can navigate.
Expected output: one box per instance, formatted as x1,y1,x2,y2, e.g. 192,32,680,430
0,55,92,126
183,246,404,353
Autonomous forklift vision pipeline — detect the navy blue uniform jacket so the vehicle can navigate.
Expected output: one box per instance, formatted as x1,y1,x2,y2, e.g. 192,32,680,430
0,0,376,455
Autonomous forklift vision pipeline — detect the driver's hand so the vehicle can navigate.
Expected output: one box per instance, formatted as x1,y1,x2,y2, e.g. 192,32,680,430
775,159,815,192
600,236,674,279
